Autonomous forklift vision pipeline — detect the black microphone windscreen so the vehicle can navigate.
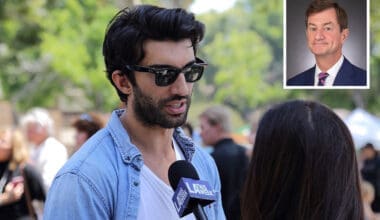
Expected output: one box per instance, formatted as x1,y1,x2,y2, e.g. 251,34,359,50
168,160,200,190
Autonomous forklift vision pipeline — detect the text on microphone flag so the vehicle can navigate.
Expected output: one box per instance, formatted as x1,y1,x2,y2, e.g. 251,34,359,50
172,177,216,217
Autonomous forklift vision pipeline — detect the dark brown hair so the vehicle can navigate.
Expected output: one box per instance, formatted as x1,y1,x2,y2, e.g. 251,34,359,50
103,5,205,103
305,0,348,31
72,113,104,138
241,100,363,220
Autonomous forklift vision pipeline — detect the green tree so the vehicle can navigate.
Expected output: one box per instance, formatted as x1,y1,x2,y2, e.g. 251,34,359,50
245,0,283,82
0,0,118,111
39,0,117,110
364,0,380,112
0,0,196,112
0,0,51,108
196,0,286,117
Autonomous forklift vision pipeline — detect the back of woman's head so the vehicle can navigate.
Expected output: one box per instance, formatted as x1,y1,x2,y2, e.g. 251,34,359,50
241,100,363,220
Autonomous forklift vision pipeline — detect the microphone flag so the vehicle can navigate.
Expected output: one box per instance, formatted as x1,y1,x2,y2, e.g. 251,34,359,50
172,177,216,217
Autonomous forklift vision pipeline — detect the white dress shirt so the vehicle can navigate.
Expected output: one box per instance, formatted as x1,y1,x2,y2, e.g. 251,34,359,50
314,55,344,86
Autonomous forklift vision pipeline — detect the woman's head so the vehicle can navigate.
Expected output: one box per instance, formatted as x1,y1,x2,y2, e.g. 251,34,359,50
241,100,363,220
0,127,12,162
72,112,105,149
0,127,29,170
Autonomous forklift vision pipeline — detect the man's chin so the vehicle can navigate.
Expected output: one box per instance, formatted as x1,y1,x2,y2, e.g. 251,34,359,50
312,51,331,58
311,46,333,55
171,117,187,128
159,116,187,129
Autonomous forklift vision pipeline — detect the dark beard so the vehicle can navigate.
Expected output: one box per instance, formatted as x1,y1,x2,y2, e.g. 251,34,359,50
132,85,191,128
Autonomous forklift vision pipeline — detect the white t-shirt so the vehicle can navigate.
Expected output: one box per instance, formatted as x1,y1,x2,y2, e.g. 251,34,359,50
30,137,68,192
137,139,196,220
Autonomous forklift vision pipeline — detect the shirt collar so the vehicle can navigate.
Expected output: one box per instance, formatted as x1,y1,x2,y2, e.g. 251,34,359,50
106,109,195,166
314,55,344,86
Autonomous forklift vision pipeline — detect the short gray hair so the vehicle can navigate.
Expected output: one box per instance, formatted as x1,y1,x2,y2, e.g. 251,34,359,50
20,107,54,136
200,105,232,133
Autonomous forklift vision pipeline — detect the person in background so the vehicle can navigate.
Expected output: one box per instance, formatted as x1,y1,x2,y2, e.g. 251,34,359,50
360,143,380,212
245,119,260,161
0,127,45,220
241,100,363,220
199,105,249,220
71,112,105,153
181,121,194,138
20,107,68,192
44,5,225,219
361,180,380,220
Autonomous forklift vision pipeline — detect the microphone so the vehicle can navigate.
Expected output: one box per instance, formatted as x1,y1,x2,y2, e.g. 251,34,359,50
168,160,216,220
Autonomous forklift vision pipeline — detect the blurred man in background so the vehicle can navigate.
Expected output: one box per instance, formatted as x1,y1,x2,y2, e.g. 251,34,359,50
199,105,249,219
20,107,67,192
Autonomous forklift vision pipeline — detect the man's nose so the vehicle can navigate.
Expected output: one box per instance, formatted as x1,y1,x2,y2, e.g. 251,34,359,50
315,29,325,40
169,73,190,96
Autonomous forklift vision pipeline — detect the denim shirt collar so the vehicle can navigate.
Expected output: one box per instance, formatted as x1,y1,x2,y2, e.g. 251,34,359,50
173,127,195,161
107,109,195,170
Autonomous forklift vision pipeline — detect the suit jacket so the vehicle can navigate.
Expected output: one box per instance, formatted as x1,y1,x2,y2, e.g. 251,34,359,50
287,57,367,86
211,138,249,220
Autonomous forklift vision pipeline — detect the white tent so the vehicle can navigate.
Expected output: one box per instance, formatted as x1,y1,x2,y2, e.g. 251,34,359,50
344,108,380,149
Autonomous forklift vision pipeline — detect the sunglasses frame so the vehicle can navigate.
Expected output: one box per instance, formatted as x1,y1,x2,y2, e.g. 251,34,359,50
125,57,207,86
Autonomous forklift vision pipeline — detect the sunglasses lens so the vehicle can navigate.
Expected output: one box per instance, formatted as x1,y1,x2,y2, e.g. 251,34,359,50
140,61,205,87
184,65,203,82
156,69,178,86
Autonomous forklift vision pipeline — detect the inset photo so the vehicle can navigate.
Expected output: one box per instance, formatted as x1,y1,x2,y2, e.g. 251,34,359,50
284,0,369,89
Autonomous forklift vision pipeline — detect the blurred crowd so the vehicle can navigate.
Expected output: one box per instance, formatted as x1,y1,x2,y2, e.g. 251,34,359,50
1,103,379,219
0,107,104,219
359,143,380,220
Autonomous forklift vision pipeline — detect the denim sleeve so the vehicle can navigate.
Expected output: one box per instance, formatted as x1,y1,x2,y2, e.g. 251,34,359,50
44,172,110,220
193,147,226,220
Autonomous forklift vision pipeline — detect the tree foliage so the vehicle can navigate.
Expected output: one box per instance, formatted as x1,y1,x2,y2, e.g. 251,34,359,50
0,0,379,117
0,0,195,112
196,0,286,117
39,0,117,110
0,0,118,111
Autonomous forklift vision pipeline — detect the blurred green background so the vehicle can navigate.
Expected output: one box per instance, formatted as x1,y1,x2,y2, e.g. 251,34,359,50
0,0,378,133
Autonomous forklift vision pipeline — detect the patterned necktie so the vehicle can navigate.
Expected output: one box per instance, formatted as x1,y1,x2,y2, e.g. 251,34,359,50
318,72,329,86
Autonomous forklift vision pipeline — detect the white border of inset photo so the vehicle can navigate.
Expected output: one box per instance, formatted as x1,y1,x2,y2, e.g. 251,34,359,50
283,0,370,90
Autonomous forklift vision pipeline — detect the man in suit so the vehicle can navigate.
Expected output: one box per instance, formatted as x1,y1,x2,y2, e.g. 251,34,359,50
287,0,366,87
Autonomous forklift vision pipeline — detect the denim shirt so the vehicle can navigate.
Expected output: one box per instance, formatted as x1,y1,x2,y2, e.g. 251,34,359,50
44,110,225,220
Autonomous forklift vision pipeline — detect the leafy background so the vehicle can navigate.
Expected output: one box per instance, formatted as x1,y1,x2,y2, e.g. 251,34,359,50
0,0,379,132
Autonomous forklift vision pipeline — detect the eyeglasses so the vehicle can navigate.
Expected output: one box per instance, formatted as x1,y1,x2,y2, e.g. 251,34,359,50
125,57,207,87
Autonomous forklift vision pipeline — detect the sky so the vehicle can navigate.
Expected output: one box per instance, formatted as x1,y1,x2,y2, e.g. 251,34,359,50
189,0,237,14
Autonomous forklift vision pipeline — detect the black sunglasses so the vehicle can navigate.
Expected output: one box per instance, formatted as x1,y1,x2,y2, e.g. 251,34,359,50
125,57,207,87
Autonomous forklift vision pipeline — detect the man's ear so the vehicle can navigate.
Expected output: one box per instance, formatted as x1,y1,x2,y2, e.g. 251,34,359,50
341,28,349,42
111,70,133,95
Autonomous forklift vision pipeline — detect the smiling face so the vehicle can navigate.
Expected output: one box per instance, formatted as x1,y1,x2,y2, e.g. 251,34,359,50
306,8,348,60
131,39,196,128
